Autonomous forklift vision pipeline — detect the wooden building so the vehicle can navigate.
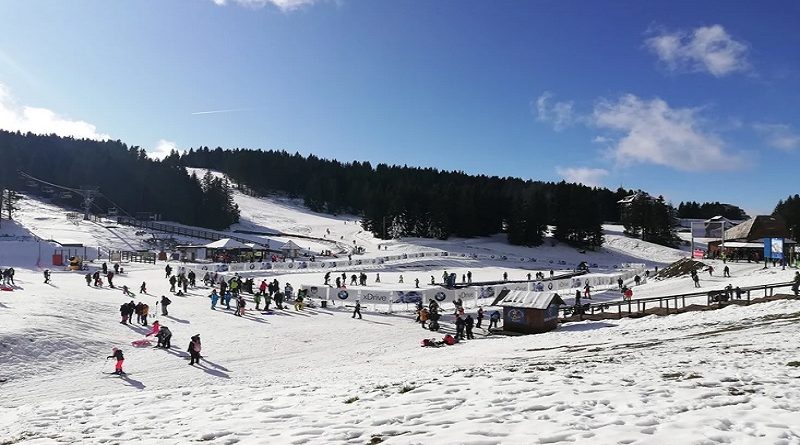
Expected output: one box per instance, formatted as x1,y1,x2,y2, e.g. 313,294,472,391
499,291,566,334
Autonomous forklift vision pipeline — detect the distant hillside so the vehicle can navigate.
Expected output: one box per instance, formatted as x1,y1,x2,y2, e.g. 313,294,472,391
181,147,630,247
0,131,239,230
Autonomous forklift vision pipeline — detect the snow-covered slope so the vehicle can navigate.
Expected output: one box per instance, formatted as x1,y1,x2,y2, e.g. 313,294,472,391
3,173,800,444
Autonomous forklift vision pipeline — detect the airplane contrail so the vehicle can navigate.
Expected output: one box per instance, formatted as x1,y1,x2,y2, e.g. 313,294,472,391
190,108,250,115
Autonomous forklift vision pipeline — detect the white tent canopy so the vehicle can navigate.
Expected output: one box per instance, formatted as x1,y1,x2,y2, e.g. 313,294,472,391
205,238,249,250
280,240,302,250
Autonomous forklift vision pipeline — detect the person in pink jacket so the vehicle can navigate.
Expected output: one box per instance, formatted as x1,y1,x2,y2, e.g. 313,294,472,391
145,320,161,337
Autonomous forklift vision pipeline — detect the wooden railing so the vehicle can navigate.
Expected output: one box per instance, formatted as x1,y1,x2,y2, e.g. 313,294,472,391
561,280,797,320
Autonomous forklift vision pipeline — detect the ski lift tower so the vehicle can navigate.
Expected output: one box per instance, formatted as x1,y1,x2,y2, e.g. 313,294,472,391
78,186,99,220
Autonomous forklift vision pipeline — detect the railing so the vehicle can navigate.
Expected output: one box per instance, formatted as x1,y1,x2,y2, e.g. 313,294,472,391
561,280,797,320
116,216,266,247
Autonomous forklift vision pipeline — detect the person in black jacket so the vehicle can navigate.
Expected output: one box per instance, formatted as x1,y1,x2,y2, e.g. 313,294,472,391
160,295,171,316
156,326,172,348
187,335,201,365
352,300,362,319
119,304,129,324
107,347,125,374
127,301,136,324
465,314,475,339
455,315,466,340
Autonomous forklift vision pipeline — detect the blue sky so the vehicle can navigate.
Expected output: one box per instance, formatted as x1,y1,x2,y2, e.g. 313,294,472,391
0,0,798,215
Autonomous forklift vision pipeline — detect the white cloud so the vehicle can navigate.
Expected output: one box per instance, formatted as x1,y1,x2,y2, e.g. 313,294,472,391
754,123,800,151
147,139,183,160
556,167,609,187
211,0,319,11
593,94,741,171
646,25,749,77
0,83,109,140
535,91,575,131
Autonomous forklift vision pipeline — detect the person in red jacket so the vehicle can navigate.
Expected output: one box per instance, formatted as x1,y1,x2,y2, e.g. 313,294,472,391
107,347,125,374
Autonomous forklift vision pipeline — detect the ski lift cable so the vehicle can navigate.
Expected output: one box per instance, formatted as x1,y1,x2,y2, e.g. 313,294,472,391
17,170,84,195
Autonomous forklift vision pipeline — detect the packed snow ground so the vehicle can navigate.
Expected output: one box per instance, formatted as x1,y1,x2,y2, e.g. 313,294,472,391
3,182,800,444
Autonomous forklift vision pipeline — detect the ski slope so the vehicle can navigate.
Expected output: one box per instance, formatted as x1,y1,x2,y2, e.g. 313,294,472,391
2,179,800,444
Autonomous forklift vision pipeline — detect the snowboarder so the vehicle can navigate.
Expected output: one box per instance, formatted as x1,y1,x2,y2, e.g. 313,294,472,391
43,269,51,284
476,307,484,328
107,347,125,374
352,300,362,319
187,335,201,366
465,314,475,339
209,289,219,310
160,295,171,316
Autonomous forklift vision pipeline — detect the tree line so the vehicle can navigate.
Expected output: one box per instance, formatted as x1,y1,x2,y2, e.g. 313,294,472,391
0,131,239,230
181,147,632,247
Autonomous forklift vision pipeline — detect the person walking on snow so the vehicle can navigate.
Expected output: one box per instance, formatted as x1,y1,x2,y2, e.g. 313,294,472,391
169,275,177,293
164,264,172,279
107,347,125,374
723,265,731,277
693,273,701,288
352,300,362,319
465,314,475,339
139,281,147,294
188,335,202,366
254,292,262,310
489,310,501,330
224,291,233,310
43,269,51,284
209,289,219,310
476,307,484,328
160,295,171,316
85,273,92,286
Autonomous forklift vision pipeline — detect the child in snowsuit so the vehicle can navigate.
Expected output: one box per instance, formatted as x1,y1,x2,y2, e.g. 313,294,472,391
107,347,125,374
85,273,92,286
209,290,219,310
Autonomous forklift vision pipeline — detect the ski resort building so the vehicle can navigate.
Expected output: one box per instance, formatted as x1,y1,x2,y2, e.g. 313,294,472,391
498,291,565,334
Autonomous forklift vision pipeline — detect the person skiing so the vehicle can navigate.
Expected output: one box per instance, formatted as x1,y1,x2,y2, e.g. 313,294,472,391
187,335,201,366
293,292,304,311
160,295,171,316
465,314,475,339
107,347,125,374
209,289,219,310
43,269,51,284
352,300,362,319
139,281,147,294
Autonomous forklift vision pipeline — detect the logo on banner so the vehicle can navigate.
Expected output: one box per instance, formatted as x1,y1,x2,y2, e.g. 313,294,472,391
337,290,349,300
308,287,319,296
548,282,553,290
434,292,446,302
508,309,523,323
249,264,255,270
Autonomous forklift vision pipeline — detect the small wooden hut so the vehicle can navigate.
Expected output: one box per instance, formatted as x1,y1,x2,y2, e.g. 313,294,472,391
499,291,565,334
